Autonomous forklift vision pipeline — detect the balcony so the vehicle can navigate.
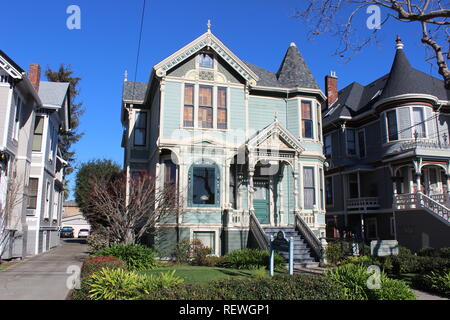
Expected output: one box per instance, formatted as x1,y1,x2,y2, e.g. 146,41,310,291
347,197,380,211
400,139,450,155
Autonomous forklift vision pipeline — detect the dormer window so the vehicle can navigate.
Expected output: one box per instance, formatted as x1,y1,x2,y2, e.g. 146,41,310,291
199,53,214,69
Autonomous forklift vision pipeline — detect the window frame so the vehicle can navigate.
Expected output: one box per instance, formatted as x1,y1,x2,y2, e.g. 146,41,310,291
357,129,366,159
325,176,334,207
198,85,214,129
193,231,216,255
32,116,45,152
188,164,220,208
303,166,316,209
183,83,195,127
301,100,314,139
346,129,357,156
324,134,332,157
12,91,22,142
386,109,399,142
133,110,148,147
198,52,214,69
217,87,227,129
27,178,39,209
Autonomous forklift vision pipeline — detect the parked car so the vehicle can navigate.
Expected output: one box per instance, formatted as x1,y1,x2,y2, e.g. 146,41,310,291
60,227,74,238
78,229,90,238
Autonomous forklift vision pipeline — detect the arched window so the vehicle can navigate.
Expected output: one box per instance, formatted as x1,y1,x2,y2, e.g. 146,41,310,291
188,163,220,207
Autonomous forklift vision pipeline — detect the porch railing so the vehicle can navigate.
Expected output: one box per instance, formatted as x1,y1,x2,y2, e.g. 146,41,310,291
226,210,249,227
430,194,450,206
400,139,450,151
294,213,323,261
249,211,270,250
394,193,450,224
347,197,380,211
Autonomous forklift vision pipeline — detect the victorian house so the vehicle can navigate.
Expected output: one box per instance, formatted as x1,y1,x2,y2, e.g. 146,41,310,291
121,26,327,265
323,37,450,251
0,50,70,259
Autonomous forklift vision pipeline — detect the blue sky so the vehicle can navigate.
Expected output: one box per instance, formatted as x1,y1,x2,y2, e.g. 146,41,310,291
2,1,442,198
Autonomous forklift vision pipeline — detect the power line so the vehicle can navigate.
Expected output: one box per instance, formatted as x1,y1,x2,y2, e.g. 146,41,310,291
131,0,147,101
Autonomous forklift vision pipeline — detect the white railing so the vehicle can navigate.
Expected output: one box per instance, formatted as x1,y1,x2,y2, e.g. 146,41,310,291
394,193,450,224
294,213,323,261
249,211,270,250
226,210,249,227
303,214,315,226
347,197,380,211
401,139,450,151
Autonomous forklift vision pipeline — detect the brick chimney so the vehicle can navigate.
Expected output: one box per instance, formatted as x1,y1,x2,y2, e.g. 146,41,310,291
325,71,338,107
29,63,41,92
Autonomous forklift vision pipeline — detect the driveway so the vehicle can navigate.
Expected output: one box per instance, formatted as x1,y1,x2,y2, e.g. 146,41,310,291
0,239,88,300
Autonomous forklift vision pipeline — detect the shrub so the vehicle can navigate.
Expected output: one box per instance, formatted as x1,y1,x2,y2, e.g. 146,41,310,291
392,255,450,275
143,273,346,300
82,268,184,300
174,240,191,264
93,243,158,271
190,239,212,266
203,255,224,267
439,247,450,259
413,269,450,298
86,229,110,252
325,264,415,300
81,256,127,278
221,249,285,270
418,247,440,257
325,242,346,265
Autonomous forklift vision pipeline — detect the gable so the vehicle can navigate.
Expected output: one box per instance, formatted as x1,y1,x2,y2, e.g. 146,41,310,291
154,31,259,86
0,50,24,80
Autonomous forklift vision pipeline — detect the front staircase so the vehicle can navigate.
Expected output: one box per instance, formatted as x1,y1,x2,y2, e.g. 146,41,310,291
262,226,319,268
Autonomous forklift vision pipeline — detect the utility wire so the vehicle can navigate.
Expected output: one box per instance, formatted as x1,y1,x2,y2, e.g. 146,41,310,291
131,0,147,101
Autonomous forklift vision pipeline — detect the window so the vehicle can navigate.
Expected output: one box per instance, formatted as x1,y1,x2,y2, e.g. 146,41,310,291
324,135,331,157
319,168,324,210
53,187,59,220
358,130,366,158
366,218,378,239
164,160,177,187
28,178,39,209
412,107,426,138
45,181,51,219
190,165,219,206
346,129,356,156
386,110,398,141
348,173,359,199
193,231,215,254
217,87,227,129
32,116,44,152
183,84,194,127
13,92,21,141
325,177,333,206
198,86,213,128
317,104,322,142
301,101,313,139
199,53,214,69
134,111,147,146
303,167,315,209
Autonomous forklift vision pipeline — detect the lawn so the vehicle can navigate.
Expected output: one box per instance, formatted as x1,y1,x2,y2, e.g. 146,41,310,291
143,265,284,283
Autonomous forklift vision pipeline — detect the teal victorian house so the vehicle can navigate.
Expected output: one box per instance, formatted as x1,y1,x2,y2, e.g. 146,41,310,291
121,26,327,265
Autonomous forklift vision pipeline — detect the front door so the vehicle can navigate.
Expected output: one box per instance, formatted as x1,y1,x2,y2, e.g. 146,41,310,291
253,180,270,224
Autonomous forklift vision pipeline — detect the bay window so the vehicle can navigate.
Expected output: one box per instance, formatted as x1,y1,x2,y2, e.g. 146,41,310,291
134,111,147,146
386,110,398,141
412,107,426,138
189,164,220,207
303,167,316,209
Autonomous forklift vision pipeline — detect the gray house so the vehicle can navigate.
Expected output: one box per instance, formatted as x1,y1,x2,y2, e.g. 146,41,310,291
322,37,450,251
0,50,70,259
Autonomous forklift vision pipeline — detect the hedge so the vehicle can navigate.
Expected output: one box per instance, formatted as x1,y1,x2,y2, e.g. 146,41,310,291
142,274,347,300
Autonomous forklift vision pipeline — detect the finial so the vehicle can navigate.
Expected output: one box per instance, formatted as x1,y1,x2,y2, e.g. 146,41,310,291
207,19,211,33
124,70,128,82
395,35,404,50
290,42,296,47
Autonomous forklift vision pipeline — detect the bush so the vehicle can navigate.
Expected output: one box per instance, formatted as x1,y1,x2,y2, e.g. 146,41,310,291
174,240,191,264
221,249,285,270
391,254,450,275
203,255,224,267
81,256,127,278
143,273,346,300
190,239,212,266
325,242,346,265
86,229,110,252
81,268,184,300
93,243,158,271
439,247,450,259
413,269,450,298
325,264,415,300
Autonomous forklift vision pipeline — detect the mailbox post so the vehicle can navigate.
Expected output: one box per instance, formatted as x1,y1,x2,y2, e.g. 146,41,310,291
269,231,294,276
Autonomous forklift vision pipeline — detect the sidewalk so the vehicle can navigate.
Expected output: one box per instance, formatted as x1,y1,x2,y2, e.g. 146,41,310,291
414,289,448,301
0,239,88,300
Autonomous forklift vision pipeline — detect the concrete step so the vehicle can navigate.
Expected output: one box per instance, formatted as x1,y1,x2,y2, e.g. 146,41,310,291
293,262,320,269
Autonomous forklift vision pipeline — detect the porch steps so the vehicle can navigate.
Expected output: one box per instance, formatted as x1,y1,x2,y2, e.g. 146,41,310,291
262,226,318,266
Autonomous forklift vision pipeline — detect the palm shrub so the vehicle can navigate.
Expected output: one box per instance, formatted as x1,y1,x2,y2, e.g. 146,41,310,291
413,269,450,298
221,249,285,270
84,268,184,300
93,243,158,271
325,264,415,300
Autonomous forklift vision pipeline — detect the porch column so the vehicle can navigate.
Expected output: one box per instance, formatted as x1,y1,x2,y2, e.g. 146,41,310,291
278,173,285,226
249,169,255,212
293,172,300,214
224,162,230,208
269,176,275,226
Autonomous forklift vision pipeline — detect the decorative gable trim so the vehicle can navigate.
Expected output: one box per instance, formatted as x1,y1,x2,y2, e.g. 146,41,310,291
154,32,259,86
247,120,305,153
0,54,23,80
